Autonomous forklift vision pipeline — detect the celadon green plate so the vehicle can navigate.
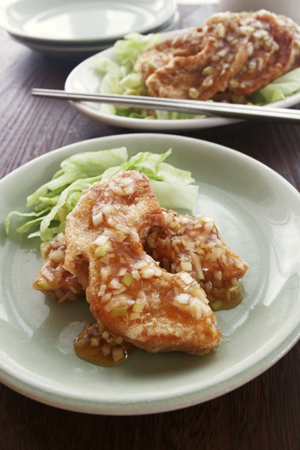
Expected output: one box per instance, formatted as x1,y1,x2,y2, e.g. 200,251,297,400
1,133,300,415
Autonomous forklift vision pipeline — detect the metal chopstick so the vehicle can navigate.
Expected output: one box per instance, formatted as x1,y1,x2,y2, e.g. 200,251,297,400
31,88,300,124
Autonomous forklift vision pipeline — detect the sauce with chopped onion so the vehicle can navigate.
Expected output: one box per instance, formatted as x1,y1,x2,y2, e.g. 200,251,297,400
33,233,85,303
209,283,243,311
145,209,248,312
74,323,133,367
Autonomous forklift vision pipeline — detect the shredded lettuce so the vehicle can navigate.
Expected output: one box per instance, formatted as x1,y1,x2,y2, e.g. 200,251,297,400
149,180,199,211
248,68,300,104
114,32,162,73
6,148,198,242
92,32,203,119
92,33,300,120
26,147,128,207
92,32,162,116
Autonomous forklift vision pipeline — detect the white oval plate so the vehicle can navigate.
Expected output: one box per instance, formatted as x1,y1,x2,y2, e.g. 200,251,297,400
65,29,300,130
1,133,300,415
0,0,177,44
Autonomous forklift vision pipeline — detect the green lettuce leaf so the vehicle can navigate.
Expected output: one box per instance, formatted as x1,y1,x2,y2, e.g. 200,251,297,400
114,32,162,73
6,148,199,242
149,180,198,210
249,68,300,104
26,147,128,207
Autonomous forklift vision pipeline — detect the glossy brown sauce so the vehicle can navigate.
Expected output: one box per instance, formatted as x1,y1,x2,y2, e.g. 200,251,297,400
209,288,243,311
74,323,133,367
207,279,243,311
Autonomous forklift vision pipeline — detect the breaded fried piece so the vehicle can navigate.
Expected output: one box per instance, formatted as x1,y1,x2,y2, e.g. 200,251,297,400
64,171,221,355
64,171,164,291
135,9,300,103
145,12,252,100
33,233,85,303
224,10,296,97
135,27,205,81
278,14,300,70
144,209,248,311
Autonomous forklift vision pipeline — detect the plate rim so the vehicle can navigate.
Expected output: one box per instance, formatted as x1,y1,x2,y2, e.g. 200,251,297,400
6,11,180,61
0,0,177,45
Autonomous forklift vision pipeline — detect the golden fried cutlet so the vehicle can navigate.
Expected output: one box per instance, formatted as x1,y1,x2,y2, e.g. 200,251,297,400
135,9,300,103
224,10,296,97
144,209,248,311
278,13,300,70
135,27,205,81
64,171,221,355
33,233,85,303
144,12,252,100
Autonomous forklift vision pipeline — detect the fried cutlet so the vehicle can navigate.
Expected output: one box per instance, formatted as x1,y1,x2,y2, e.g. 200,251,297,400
64,170,222,355
143,12,252,100
135,27,205,81
144,209,248,310
33,233,85,302
223,10,297,97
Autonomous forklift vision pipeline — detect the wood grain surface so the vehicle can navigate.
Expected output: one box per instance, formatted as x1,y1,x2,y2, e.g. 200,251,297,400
1,5,300,450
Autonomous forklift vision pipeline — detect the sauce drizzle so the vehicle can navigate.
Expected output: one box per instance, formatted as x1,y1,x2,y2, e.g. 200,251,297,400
74,323,133,367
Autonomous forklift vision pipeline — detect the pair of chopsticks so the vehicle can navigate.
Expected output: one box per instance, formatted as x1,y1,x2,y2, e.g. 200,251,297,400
31,88,300,124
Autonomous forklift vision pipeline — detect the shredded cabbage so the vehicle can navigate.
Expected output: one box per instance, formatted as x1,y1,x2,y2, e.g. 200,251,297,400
248,68,300,104
92,33,300,120
6,148,198,242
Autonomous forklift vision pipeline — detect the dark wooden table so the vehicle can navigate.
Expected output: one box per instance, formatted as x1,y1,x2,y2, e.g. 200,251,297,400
1,4,300,450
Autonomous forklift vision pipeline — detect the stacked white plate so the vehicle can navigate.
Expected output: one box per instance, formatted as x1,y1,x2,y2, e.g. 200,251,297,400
0,0,179,59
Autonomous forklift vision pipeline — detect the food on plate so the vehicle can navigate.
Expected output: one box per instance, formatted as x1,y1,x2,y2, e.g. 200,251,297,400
216,10,300,98
226,10,297,95
134,27,205,81
73,323,134,366
5,148,199,242
139,12,252,101
33,233,84,303
144,209,248,311
33,206,249,312
7,148,248,365
64,170,222,356
92,9,300,119
137,10,300,101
